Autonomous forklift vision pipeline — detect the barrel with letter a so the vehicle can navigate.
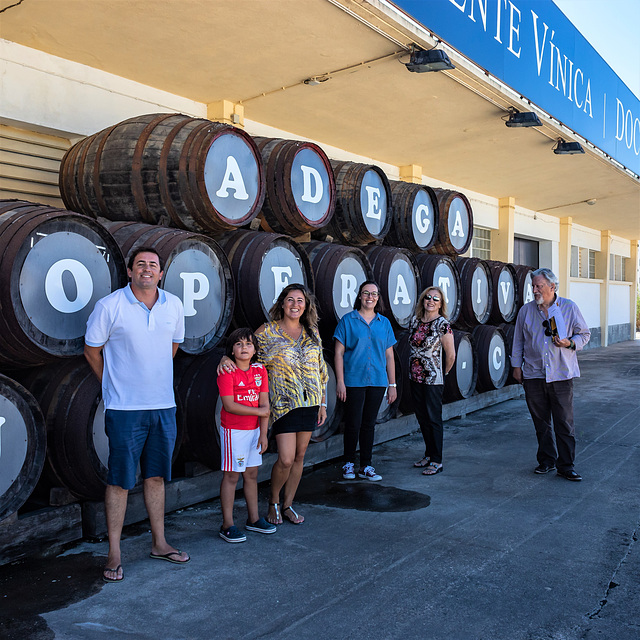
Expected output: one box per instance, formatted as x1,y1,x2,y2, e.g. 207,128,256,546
430,189,473,256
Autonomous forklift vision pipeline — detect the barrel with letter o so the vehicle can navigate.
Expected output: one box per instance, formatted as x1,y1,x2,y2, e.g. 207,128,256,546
0,375,46,521
101,221,234,354
455,257,493,329
430,189,473,255
0,200,126,368
414,253,462,325
59,113,265,234
253,137,335,236
218,230,314,330
471,325,509,392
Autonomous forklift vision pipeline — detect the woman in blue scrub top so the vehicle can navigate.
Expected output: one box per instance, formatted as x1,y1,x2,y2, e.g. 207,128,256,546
334,280,396,482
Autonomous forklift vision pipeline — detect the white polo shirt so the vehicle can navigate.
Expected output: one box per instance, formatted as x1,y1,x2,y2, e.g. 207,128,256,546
85,284,184,411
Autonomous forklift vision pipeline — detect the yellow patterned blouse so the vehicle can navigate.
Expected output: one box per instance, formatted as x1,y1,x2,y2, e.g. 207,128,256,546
256,321,329,423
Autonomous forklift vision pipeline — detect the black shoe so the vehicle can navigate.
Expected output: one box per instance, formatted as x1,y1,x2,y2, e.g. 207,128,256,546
534,464,556,474
557,469,582,481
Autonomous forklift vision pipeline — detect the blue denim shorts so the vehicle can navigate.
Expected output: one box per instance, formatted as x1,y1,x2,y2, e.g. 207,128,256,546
105,408,177,490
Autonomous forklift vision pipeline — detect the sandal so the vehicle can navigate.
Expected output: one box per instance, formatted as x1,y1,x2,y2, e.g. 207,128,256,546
422,462,443,476
267,502,282,525
282,505,304,525
413,457,430,468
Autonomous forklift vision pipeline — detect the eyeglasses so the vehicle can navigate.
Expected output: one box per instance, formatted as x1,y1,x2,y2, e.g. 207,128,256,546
361,291,379,298
542,318,558,337
424,294,441,302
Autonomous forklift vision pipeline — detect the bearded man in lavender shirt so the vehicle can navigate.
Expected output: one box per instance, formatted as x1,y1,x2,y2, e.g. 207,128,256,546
511,268,590,481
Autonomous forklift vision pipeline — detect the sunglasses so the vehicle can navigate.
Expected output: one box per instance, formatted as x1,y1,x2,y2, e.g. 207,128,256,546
361,291,379,298
542,317,558,337
424,294,441,302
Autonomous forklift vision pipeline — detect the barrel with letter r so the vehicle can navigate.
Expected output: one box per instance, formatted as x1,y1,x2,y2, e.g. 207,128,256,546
101,221,234,354
0,200,126,368
59,113,265,234
314,161,391,245
414,253,462,325
454,257,493,329
430,189,473,256
471,325,509,392
253,137,335,236
0,375,46,521
218,230,314,330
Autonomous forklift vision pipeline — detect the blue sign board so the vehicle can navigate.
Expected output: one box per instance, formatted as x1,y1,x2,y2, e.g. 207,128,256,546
392,0,640,175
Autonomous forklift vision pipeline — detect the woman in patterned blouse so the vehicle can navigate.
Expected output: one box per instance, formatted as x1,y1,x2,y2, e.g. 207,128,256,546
219,283,328,525
408,286,456,476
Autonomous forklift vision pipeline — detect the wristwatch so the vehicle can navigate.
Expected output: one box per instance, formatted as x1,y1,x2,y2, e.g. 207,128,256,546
388,383,397,387
565,339,576,350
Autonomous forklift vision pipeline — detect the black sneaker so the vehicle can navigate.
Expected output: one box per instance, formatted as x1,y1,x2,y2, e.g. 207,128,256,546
534,464,556,474
219,525,247,543
557,469,582,481
246,517,277,534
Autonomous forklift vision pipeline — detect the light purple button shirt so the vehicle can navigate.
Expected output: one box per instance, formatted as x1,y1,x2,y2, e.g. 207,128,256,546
511,296,590,382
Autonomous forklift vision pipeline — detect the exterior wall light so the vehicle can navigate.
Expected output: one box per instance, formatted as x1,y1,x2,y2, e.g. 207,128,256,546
505,109,542,127
405,48,455,73
553,139,585,155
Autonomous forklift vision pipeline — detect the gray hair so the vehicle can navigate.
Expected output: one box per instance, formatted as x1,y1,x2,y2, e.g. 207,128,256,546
532,268,559,290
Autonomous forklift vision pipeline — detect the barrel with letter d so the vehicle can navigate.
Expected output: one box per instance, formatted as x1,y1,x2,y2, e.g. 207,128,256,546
253,137,336,236
302,241,373,332
59,113,265,234
101,221,234,354
0,200,126,368
471,325,509,392
443,330,478,402
314,161,391,245
414,253,462,325
364,246,419,331
486,261,519,324
0,375,46,521
218,230,314,330
430,189,473,256
454,257,493,329
384,181,439,253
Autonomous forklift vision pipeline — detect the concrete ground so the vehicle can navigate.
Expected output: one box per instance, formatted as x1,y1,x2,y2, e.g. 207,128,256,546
1,340,639,640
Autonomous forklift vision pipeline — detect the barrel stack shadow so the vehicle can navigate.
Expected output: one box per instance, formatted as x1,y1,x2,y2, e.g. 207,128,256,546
0,112,534,557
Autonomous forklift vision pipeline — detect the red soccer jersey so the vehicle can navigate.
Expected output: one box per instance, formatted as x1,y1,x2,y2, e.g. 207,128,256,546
217,363,268,430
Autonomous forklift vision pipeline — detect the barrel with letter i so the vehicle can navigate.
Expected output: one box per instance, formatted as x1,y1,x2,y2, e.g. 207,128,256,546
454,257,493,329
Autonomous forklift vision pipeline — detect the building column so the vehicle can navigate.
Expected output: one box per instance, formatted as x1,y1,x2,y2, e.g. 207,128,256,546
399,164,423,184
207,100,245,127
491,197,514,262
558,217,572,298
630,239,639,340
597,230,612,347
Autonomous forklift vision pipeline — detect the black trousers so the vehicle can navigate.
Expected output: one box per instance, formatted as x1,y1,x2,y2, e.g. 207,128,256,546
343,386,386,468
410,381,444,464
523,378,576,472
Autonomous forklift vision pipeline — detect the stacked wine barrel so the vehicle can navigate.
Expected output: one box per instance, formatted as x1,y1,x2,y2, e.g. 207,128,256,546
1,112,534,522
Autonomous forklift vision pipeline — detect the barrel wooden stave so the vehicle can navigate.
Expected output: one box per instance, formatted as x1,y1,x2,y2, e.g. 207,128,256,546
429,189,473,256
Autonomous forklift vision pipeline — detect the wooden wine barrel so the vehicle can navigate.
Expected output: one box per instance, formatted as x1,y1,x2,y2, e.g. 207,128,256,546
0,200,126,368
429,189,473,255
218,230,314,330
486,261,519,324
384,181,439,253
414,253,462,325
101,221,234,354
311,350,343,442
0,375,46,521
471,325,509,393
19,358,183,501
443,330,478,402
59,113,265,234
365,246,420,331
253,137,336,236
455,257,493,329
376,344,403,424
313,161,391,245
513,264,535,308
302,241,373,331
497,322,517,385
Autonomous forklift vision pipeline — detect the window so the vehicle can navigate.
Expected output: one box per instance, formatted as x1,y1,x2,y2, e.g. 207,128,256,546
514,237,539,268
571,246,596,279
610,254,627,281
471,227,491,260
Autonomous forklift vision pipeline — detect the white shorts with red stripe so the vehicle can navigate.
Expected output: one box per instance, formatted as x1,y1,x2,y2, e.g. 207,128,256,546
220,426,262,472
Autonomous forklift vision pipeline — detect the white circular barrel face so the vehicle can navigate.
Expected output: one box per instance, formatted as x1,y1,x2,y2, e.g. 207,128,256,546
456,335,475,397
432,261,458,309
259,244,307,309
291,148,332,223
471,265,490,321
19,231,114,340
203,132,262,223
0,396,28,498
497,268,516,318
447,196,471,253
411,189,436,249
332,256,367,320
360,169,388,236
488,332,507,386
523,270,534,304
163,246,225,340
387,255,418,328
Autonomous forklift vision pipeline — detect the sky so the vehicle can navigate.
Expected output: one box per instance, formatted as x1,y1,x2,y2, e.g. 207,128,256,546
552,0,640,99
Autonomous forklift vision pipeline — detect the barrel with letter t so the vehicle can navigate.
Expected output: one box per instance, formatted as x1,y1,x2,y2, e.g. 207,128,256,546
0,200,126,368
414,253,462,325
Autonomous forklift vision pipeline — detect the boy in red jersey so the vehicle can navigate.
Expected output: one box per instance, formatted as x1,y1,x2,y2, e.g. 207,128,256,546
217,328,275,542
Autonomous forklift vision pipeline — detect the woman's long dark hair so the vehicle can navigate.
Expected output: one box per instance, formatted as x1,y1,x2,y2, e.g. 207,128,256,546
354,280,385,314
269,283,320,343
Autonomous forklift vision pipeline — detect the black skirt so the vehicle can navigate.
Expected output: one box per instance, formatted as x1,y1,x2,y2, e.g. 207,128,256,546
271,406,319,435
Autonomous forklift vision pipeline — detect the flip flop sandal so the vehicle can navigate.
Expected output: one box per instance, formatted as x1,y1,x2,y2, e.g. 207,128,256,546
102,564,124,583
282,505,304,525
268,502,282,525
422,463,443,476
413,457,431,468
149,551,190,564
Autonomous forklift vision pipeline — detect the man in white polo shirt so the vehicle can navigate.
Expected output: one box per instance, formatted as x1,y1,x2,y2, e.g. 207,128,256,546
85,246,189,583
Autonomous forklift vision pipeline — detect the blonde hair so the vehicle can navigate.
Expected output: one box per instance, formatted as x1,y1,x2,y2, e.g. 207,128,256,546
414,286,448,320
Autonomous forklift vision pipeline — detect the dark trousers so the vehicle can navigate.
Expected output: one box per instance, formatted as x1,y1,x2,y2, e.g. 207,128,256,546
523,378,576,472
343,386,386,468
410,381,444,464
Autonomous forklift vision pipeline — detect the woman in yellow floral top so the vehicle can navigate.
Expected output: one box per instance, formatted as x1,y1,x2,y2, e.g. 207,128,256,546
219,283,328,525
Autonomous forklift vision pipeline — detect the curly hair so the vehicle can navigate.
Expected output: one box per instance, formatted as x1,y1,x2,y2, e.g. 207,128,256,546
269,283,320,343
